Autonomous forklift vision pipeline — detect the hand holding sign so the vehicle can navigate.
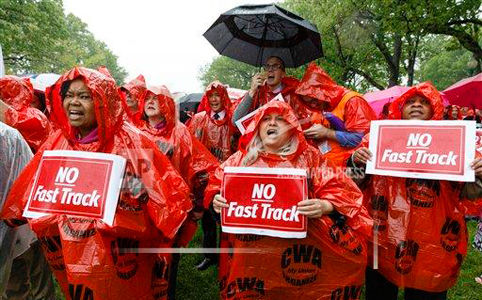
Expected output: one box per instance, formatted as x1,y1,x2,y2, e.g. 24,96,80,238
213,194,228,213
353,147,372,165
214,194,333,219
297,199,334,218
470,158,482,178
221,166,308,238
23,150,126,226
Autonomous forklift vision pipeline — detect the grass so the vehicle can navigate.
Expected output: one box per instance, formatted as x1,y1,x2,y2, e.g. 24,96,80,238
446,220,482,300
53,221,482,299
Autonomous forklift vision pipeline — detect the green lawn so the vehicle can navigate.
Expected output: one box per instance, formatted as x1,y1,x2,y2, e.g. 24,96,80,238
54,221,482,299
446,221,482,300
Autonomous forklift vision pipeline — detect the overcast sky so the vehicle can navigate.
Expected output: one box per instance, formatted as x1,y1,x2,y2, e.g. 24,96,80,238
63,0,279,93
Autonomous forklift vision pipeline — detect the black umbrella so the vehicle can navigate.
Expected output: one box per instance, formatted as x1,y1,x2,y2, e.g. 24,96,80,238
178,93,203,123
203,4,322,68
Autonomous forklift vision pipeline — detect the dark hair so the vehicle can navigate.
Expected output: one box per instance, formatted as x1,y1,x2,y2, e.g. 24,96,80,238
60,80,72,100
33,91,46,113
267,56,285,71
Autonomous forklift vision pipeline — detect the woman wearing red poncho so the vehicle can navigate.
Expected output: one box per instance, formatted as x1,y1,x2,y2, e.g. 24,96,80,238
349,82,482,300
139,84,218,216
295,63,376,167
0,76,51,152
0,67,192,300
444,104,462,120
118,74,146,127
207,100,372,299
139,84,219,297
188,81,237,162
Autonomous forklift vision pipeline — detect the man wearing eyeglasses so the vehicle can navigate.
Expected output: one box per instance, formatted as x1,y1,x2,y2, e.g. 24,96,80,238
232,56,303,124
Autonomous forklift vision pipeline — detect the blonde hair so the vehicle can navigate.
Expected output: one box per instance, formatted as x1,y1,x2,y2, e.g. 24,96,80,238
242,131,298,166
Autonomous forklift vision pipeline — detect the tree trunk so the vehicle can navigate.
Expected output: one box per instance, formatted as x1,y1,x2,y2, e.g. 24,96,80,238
406,35,420,86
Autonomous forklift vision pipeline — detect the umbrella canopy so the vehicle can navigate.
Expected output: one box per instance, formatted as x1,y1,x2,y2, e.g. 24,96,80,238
27,73,61,92
364,85,411,116
204,4,322,68
443,73,482,108
178,93,203,113
178,93,203,123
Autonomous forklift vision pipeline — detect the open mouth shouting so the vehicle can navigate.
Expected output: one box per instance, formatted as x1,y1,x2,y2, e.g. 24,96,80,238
68,109,85,121
266,128,278,136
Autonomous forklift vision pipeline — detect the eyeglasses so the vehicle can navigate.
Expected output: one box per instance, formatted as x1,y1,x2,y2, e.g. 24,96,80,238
263,63,282,71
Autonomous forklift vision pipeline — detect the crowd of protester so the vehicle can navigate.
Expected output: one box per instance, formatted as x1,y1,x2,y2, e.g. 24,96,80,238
0,57,480,299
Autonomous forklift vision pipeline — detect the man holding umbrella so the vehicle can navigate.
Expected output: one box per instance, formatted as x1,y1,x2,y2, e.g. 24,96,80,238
203,4,322,124
232,56,303,124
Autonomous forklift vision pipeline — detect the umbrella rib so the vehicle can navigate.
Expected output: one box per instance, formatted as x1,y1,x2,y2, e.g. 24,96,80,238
218,33,238,57
256,15,270,66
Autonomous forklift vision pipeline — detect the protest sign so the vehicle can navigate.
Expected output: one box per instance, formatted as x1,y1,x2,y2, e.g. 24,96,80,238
221,166,307,238
476,129,482,154
366,120,476,181
23,150,126,225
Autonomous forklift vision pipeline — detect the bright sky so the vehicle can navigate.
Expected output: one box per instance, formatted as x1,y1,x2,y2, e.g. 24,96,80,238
63,0,279,93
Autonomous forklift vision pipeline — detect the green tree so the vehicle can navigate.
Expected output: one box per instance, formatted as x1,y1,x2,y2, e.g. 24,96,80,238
199,56,257,90
401,0,482,73
198,56,305,90
1,0,127,84
0,0,67,72
284,0,423,89
283,0,480,90
417,36,477,90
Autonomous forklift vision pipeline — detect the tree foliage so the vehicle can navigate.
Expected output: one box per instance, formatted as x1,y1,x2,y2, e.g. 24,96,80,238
0,0,127,84
198,56,305,90
199,56,257,90
199,0,480,92
283,0,481,90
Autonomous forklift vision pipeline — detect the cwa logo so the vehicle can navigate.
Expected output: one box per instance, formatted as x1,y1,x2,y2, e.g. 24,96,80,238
329,223,363,255
111,238,139,280
406,178,440,208
220,277,265,299
68,284,94,300
281,244,322,286
370,195,388,231
235,234,264,242
151,257,169,300
440,218,461,252
39,235,65,271
62,217,96,239
330,285,362,300
394,240,419,274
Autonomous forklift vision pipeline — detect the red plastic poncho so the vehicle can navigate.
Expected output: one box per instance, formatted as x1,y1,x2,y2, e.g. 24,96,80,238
188,81,237,162
1,67,192,300
295,63,377,166
205,100,372,299
139,85,219,188
119,75,146,127
0,76,51,152
139,85,219,245
445,105,462,120
235,75,313,122
360,82,475,292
